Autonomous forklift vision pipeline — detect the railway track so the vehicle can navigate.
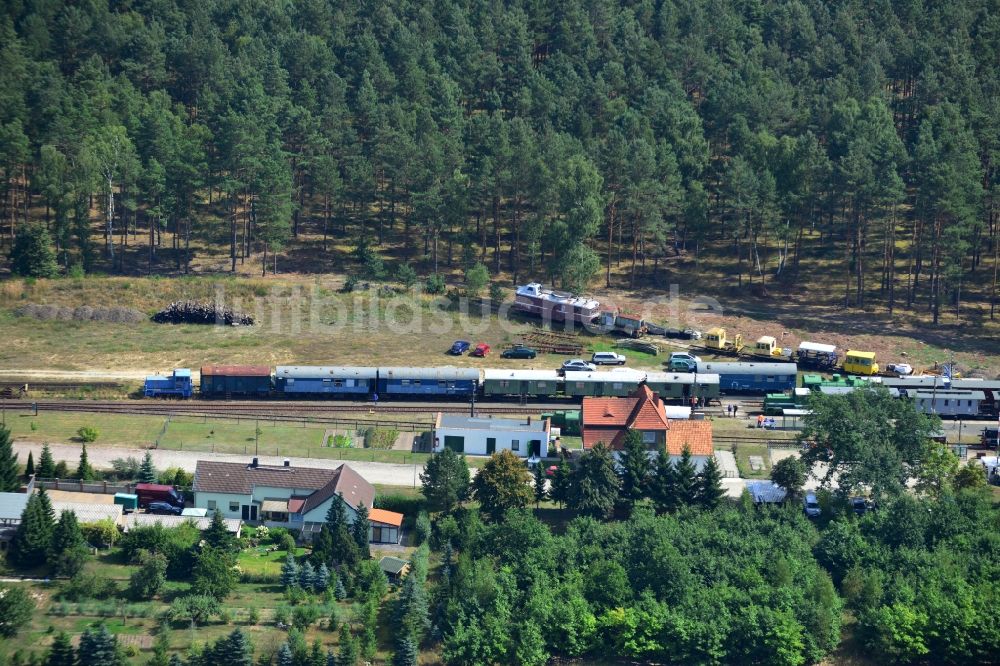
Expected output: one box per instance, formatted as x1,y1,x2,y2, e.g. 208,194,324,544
0,399,564,419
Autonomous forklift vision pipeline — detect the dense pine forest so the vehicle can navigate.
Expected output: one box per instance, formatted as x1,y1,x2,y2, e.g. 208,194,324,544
1,0,998,322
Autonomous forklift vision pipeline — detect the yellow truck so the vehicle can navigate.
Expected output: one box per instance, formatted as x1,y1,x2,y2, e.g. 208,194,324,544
843,350,879,376
702,327,744,356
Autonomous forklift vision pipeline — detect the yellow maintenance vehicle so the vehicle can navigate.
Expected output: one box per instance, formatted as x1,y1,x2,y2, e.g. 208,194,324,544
752,335,793,361
843,350,879,376
702,327,744,356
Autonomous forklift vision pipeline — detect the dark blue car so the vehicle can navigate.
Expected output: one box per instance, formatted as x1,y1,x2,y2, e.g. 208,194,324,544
448,340,471,355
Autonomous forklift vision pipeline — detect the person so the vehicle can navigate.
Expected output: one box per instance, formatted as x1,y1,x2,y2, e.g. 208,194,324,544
757,414,764,428
733,405,738,418
726,404,732,417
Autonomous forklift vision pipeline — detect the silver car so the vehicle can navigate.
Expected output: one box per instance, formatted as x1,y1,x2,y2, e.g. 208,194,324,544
803,493,821,518
561,359,597,373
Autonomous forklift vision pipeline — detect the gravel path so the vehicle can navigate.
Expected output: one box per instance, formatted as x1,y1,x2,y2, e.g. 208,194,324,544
13,442,425,488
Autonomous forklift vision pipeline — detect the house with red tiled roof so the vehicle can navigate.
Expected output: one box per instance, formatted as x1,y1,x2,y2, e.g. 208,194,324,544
582,386,715,471
582,385,670,451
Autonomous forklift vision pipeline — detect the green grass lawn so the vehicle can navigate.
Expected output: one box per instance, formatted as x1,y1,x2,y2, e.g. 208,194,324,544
5,412,167,448
733,443,771,479
237,546,306,577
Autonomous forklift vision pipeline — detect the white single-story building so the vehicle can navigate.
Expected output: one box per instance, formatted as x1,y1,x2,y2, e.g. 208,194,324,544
911,389,985,417
433,413,550,457
192,459,374,534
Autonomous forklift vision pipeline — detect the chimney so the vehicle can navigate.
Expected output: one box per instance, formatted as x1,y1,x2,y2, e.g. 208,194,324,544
283,458,291,467
251,457,259,468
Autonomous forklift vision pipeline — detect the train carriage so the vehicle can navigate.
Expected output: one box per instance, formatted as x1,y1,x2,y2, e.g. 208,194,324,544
643,372,721,402
950,378,1000,417
274,366,377,396
200,365,271,397
562,369,646,398
482,369,561,399
377,367,480,398
910,389,986,417
696,362,797,393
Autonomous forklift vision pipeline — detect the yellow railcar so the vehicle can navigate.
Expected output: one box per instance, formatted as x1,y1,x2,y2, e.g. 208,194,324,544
843,350,879,376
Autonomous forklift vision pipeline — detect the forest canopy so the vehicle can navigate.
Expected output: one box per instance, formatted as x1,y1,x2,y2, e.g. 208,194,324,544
0,0,998,318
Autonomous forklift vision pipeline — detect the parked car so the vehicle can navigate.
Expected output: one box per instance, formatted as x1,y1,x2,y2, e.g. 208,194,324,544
147,501,183,515
591,351,627,365
803,492,821,518
135,483,185,508
471,343,491,357
501,345,537,359
448,340,471,355
561,359,597,373
885,363,913,376
664,328,703,340
850,497,870,516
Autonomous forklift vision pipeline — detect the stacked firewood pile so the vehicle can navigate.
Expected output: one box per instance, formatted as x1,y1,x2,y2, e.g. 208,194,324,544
152,300,255,326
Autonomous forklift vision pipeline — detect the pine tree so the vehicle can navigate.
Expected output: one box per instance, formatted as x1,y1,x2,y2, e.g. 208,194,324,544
204,510,234,551
325,495,347,531
75,445,94,481
311,525,334,566
222,628,254,666
650,449,679,514
351,503,370,559
532,463,547,507
336,625,358,666
697,456,725,510
276,643,294,666
0,425,20,492
78,625,122,666
305,641,321,666
298,561,316,591
334,575,347,601
618,429,651,511
138,451,157,484
281,554,300,589
569,443,620,519
674,446,700,505
326,651,336,666
10,492,56,567
149,629,169,666
315,563,331,592
392,637,418,666
49,509,88,577
168,655,183,666
9,224,58,278
550,455,572,509
38,444,56,479
25,452,34,478
46,631,76,666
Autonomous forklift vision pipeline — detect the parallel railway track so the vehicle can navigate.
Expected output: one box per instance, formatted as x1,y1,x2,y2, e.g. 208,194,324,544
0,399,565,420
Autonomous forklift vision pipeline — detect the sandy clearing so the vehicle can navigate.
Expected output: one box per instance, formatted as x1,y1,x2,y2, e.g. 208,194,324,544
0,369,154,381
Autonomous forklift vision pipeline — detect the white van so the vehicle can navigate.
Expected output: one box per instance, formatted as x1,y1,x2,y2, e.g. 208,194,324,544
591,351,627,365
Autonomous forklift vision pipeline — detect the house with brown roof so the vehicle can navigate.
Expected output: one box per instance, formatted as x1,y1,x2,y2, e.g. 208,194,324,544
192,459,374,535
582,386,714,471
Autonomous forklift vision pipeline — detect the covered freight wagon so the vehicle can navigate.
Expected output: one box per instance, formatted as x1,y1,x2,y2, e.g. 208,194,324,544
562,369,646,398
377,367,480,397
643,372,720,402
482,369,561,398
200,365,271,397
274,366,377,396
695,362,797,393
